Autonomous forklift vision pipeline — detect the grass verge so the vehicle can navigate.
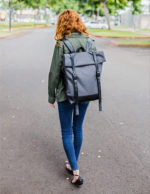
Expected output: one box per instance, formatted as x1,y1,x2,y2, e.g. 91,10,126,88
0,22,52,38
88,29,150,38
116,40,150,47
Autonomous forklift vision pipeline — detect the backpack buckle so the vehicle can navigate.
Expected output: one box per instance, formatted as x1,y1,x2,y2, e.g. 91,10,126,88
96,71,100,77
72,72,77,80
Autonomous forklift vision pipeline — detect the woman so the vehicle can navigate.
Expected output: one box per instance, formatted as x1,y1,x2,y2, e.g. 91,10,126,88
48,9,97,185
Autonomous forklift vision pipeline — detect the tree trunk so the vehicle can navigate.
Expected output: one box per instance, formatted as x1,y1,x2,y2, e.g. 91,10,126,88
9,0,12,32
45,8,48,24
102,1,111,30
97,7,100,19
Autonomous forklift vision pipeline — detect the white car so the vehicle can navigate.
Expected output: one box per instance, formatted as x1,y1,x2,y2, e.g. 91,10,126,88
85,21,108,29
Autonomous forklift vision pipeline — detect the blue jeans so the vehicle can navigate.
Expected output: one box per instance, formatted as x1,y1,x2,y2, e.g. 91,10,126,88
57,100,89,170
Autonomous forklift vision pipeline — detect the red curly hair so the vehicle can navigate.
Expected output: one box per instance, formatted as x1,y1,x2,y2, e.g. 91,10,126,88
54,9,89,46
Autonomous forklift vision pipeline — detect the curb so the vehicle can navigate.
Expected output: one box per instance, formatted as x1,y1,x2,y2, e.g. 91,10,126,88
90,33,150,39
118,44,150,47
0,25,52,40
0,30,30,39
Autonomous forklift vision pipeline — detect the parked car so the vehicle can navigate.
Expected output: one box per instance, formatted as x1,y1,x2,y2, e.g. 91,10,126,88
50,20,56,25
85,21,108,29
0,11,6,21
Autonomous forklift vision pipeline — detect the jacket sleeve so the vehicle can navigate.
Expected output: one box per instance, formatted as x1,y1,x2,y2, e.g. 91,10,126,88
91,38,97,51
48,41,63,104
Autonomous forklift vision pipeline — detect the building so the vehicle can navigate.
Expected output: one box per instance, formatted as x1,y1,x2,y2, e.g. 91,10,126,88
119,0,150,29
141,0,150,14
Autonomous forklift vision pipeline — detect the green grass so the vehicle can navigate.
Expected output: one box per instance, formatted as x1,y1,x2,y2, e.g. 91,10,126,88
117,40,150,46
0,22,52,37
114,26,150,31
88,29,150,38
138,28,150,32
0,22,51,29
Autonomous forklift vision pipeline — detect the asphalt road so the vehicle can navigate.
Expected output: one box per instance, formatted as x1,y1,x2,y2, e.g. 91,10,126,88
0,27,150,194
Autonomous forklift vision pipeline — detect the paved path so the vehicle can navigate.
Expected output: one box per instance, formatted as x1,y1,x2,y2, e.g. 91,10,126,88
0,27,150,194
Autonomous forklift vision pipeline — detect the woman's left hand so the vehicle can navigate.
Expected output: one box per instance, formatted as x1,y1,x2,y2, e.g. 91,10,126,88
50,104,55,108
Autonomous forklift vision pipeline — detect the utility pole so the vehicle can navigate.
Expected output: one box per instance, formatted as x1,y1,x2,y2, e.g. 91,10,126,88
9,0,12,32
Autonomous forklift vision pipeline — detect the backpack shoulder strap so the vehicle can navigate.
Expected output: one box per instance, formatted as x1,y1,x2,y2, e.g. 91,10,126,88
86,37,92,52
62,38,75,53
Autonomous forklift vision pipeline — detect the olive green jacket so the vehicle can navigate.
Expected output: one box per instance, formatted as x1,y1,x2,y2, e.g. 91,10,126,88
48,32,97,104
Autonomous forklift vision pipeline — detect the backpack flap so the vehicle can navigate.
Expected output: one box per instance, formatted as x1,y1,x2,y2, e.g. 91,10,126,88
63,51,104,101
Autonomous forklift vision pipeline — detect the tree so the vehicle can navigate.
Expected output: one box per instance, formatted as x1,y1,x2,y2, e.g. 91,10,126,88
2,0,27,31
77,0,142,29
50,0,79,14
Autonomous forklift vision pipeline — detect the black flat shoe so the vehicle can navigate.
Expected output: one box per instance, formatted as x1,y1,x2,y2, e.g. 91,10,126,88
65,164,73,175
71,174,84,185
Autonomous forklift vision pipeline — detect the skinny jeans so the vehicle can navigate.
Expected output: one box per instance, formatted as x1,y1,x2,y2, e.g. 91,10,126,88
57,100,89,170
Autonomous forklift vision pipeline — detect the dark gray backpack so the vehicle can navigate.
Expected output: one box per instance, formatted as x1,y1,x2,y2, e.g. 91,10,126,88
62,37,106,115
